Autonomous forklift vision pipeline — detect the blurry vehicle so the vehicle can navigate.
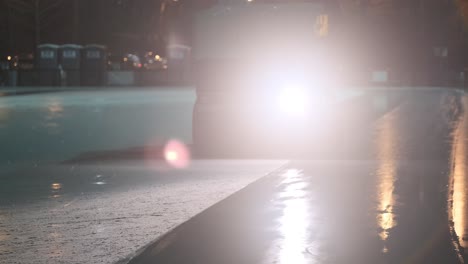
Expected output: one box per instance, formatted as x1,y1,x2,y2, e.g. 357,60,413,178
142,52,167,71
107,52,167,72
191,0,335,157
122,53,143,70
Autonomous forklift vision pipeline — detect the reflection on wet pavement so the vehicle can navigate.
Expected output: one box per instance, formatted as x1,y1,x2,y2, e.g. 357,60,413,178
449,96,468,259
375,112,399,253
43,98,64,132
46,228,64,259
0,160,285,264
0,90,195,164
50,182,63,199
277,169,312,264
130,90,464,264
4,89,468,264
46,99,64,115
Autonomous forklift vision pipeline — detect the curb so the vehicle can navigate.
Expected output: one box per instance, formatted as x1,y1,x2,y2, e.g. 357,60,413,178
0,86,194,97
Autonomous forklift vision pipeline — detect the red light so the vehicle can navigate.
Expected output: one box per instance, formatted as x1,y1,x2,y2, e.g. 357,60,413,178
163,140,191,169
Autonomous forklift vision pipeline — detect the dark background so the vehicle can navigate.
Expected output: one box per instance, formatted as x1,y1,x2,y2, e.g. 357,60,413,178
0,0,467,72
0,0,188,56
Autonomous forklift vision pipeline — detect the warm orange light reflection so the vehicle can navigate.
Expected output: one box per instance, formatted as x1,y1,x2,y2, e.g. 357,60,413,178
46,229,64,258
375,115,399,252
164,139,191,169
51,183,62,190
450,110,468,249
50,183,63,199
48,102,63,114
44,98,64,131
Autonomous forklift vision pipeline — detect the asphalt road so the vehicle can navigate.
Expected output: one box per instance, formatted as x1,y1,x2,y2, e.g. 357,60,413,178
0,88,196,164
0,88,286,264
0,160,285,264
2,87,468,264
130,88,468,264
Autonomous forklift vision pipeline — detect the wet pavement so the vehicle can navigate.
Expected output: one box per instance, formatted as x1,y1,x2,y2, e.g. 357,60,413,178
2,88,468,264
0,160,285,264
0,89,287,264
0,88,195,164
130,89,468,264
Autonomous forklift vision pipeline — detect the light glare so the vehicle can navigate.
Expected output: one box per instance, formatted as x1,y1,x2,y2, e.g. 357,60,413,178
163,139,191,169
165,150,178,161
51,183,62,190
278,85,308,115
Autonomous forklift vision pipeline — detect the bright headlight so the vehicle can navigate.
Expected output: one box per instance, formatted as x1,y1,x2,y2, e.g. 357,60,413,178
277,85,308,116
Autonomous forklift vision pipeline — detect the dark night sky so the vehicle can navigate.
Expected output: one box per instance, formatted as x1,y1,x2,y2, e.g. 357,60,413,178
0,0,187,57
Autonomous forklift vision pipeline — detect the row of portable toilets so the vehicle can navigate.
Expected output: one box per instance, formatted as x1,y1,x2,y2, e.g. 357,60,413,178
36,44,107,86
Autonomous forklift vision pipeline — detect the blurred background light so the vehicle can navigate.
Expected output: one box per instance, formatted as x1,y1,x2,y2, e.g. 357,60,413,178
164,139,191,169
